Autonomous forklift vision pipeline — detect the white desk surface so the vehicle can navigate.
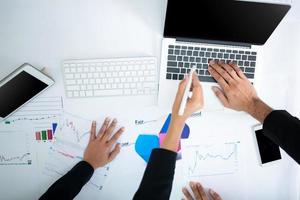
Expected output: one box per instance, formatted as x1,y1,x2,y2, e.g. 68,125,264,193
0,1,300,200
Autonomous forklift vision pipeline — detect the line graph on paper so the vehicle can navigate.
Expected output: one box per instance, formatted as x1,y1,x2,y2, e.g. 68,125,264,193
43,138,110,191
0,130,32,166
183,142,240,177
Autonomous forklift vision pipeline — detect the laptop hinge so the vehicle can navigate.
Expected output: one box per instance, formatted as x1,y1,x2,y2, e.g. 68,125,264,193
176,37,252,49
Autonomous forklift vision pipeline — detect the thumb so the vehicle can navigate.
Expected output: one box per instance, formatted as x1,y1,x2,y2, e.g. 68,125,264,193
212,86,229,107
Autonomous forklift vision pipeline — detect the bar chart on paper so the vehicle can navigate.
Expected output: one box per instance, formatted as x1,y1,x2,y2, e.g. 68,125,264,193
0,130,32,166
183,141,240,177
3,97,63,143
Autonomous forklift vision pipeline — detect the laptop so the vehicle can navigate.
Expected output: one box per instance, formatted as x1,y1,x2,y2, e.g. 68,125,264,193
158,0,291,111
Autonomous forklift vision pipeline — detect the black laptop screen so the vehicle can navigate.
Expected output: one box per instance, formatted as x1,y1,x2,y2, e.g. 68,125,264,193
164,0,290,45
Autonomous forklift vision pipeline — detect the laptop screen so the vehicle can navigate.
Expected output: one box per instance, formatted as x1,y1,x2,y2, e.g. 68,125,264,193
164,0,291,45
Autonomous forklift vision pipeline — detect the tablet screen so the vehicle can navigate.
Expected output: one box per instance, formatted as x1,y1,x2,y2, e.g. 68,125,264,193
0,71,48,118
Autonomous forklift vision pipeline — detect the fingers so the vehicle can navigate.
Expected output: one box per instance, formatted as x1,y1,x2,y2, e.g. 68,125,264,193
209,61,233,84
190,182,203,200
229,62,247,80
100,118,118,141
89,121,97,141
208,65,229,92
196,182,209,200
182,187,193,200
174,76,189,110
219,62,239,80
211,86,229,107
190,73,203,105
108,143,121,162
107,127,124,148
98,117,111,140
209,189,222,200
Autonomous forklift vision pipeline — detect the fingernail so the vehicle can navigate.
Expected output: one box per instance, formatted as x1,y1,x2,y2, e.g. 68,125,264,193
106,117,111,121
209,60,215,64
209,189,216,195
113,118,117,123
212,86,218,93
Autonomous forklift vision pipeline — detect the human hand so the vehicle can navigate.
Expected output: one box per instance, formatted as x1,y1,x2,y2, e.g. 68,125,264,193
182,182,222,200
172,72,204,124
83,118,124,169
161,73,203,152
208,60,259,113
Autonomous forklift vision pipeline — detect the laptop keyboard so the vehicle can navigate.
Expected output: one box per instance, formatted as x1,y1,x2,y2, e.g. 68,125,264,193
166,45,257,82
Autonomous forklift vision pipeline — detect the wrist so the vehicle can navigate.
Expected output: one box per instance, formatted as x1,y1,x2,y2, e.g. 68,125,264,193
246,97,273,123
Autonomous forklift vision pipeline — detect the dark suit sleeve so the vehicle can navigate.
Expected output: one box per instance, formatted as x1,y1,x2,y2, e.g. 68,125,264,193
39,161,94,200
263,110,300,164
133,148,177,200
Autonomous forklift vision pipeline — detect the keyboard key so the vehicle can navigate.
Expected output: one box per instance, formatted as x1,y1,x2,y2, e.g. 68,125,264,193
218,53,223,58
190,57,195,62
242,55,247,60
168,55,176,61
184,63,189,68
199,52,205,57
181,50,186,55
244,61,249,66
236,55,241,60
198,76,216,83
238,61,243,66
167,68,179,73
250,62,256,67
245,68,255,73
193,51,198,56
182,46,187,49
212,53,217,58
94,89,123,96
207,48,213,52
184,56,189,62
205,52,211,57
177,56,183,61
175,45,181,49
245,73,254,79
196,57,201,62
202,58,207,63
197,64,202,69
169,45,174,48
172,74,178,80
195,47,200,51
188,46,193,50
239,51,244,54
226,49,232,53
224,54,229,59
220,49,225,52
248,56,257,61
175,50,180,55
178,62,184,67
167,61,177,67
230,54,235,59
187,51,192,56
168,49,174,54
179,74,184,80
213,49,219,52
203,64,208,69
251,52,257,55
181,68,186,73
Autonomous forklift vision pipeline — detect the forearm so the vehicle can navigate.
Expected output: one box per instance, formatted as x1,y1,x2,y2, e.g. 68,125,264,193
161,118,185,152
246,98,273,123
133,149,177,200
40,161,94,200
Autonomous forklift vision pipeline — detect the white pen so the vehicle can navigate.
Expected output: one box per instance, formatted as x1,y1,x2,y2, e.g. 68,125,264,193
178,67,196,116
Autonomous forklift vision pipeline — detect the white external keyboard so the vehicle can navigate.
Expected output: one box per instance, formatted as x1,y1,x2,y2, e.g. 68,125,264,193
62,57,158,98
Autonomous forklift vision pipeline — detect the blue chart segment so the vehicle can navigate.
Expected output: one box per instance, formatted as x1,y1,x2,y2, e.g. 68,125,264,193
183,142,240,177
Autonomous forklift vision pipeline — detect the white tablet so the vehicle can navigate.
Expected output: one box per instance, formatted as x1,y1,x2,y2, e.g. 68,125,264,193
0,63,54,121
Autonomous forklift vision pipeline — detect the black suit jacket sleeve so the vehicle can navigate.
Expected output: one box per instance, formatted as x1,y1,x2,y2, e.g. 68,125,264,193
39,161,94,200
263,110,300,164
133,148,177,200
